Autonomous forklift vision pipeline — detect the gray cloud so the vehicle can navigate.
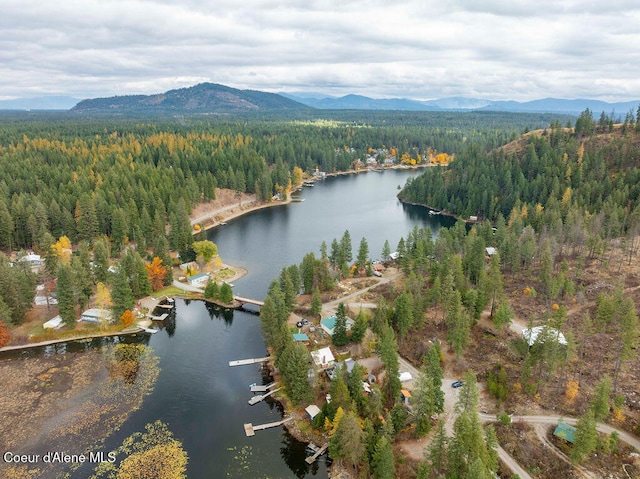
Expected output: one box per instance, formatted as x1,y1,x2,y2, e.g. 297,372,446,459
1,0,639,101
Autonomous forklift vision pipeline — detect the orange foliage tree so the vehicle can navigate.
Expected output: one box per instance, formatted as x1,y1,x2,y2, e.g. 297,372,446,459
120,310,135,328
0,321,10,348
146,257,167,291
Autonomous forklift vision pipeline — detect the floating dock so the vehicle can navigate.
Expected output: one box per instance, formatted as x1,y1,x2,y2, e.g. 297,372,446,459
305,443,328,464
244,417,293,437
248,388,281,405
228,356,270,367
250,381,278,393
148,313,168,321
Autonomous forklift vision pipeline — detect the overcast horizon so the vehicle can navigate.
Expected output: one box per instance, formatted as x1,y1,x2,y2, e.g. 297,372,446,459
2,0,639,102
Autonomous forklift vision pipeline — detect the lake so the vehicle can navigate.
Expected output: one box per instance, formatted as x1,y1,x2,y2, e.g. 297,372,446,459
3,168,453,478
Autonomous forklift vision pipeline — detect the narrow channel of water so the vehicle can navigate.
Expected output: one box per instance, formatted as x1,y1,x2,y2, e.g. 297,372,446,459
3,169,453,478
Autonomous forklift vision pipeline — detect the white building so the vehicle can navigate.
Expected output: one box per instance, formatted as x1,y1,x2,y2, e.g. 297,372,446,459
311,347,335,369
523,326,567,347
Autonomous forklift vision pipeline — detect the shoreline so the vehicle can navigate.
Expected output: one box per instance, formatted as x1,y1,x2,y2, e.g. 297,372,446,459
190,163,433,233
0,327,146,353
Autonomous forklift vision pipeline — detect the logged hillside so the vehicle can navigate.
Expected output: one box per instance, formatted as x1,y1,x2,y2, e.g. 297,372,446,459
399,119,640,228
72,83,308,113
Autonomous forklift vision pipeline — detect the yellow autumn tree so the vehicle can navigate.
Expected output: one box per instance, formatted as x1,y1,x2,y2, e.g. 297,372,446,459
96,282,112,309
51,236,72,265
565,380,579,402
292,166,303,186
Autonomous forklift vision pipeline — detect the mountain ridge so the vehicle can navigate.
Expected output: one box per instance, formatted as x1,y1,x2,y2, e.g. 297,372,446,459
2,83,638,116
71,83,308,113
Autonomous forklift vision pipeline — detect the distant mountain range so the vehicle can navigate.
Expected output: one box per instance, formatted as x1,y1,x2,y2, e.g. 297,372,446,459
1,83,638,116
282,93,640,116
0,96,80,110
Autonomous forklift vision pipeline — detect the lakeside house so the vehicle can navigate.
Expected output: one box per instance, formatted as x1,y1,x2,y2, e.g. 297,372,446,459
79,308,113,324
187,273,210,288
320,316,354,336
311,346,335,370
305,405,322,421
43,315,64,330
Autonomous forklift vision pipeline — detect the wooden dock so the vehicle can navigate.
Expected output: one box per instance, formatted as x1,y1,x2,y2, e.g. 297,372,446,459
244,417,292,437
250,381,277,393
248,388,281,405
305,443,328,464
228,356,270,367
234,296,265,307
148,313,168,321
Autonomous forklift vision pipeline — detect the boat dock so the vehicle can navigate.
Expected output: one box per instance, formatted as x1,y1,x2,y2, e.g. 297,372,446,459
244,417,293,437
148,313,168,321
248,388,281,405
305,443,328,464
250,381,278,393
228,356,270,367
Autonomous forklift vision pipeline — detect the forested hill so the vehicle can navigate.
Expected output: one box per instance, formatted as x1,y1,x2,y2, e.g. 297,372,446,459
71,83,309,114
398,112,640,230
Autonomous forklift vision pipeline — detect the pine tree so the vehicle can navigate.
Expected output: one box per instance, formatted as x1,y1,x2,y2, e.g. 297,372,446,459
571,409,598,463
351,309,368,343
57,264,76,328
277,341,310,404
219,282,234,304
310,286,322,316
371,436,395,479
381,239,391,260
356,237,369,272
110,267,135,321
332,302,349,347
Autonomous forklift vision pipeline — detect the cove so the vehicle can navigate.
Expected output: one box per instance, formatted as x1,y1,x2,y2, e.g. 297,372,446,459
3,169,453,478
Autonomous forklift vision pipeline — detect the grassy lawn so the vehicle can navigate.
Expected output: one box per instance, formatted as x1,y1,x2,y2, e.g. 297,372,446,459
151,286,184,298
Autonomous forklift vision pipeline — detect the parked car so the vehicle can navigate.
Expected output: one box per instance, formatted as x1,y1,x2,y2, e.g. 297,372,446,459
296,321,304,328
399,371,413,382
373,271,382,277
301,318,309,325
451,381,465,388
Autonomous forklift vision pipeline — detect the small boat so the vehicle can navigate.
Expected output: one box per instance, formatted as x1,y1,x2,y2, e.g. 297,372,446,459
140,326,159,334
249,382,257,389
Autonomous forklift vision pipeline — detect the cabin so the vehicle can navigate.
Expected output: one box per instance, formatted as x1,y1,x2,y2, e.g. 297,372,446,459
311,347,335,370
400,389,412,405
19,253,42,266
187,273,210,288
320,316,354,336
80,308,113,324
293,333,310,344
305,405,322,421
485,247,497,257
43,315,64,330
523,326,567,347
553,421,576,443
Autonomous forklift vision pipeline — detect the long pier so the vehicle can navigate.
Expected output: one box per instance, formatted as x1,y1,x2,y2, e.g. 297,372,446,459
234,296,265,307
228,356,270,367
244,417,293,437
248,388,281,405
305,443,329,464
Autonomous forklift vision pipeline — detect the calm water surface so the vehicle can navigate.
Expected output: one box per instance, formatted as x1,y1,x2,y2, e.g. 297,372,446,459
8,169,453,478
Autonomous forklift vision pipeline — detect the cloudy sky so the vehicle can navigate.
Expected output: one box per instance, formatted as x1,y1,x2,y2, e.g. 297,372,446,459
2,0,639,101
